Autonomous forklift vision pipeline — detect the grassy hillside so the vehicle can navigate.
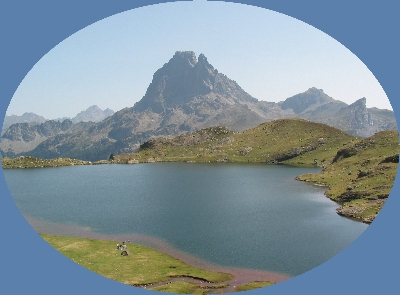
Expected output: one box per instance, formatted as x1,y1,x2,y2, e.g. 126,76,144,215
116,119,357,166
296,130,399,223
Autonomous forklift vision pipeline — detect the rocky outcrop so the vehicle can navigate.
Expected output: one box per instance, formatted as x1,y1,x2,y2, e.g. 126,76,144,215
332,136,380,163
269,144,319,163
379,154,399,164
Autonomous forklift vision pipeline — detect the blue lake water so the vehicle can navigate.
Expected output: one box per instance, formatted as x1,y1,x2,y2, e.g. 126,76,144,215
3,163,368,277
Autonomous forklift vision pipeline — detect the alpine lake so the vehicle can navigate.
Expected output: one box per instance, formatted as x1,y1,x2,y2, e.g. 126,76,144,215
3,162,368,277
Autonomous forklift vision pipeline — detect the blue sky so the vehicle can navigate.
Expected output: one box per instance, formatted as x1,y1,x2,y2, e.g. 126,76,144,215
6,1,392,119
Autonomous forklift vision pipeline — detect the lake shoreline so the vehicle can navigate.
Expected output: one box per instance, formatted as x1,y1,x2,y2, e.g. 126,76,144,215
4,160,368,284
27,215,291,287
2,155,369,224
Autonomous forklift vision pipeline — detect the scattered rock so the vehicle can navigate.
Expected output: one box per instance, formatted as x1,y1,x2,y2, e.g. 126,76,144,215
379,154,399,164
237,146,252,156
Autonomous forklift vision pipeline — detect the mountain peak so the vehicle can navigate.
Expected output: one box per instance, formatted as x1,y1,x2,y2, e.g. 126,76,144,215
86,105,102,111
281,87,334,114
350,97,367,107
196,53,214,71
71,105,114,123
306,87,324,94
171,51,197,67
197,53,207,63
134,51,256,113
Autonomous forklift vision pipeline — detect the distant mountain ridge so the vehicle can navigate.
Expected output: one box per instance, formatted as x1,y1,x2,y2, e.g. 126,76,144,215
290,92,397,137
1,106,114,157
69,105,115,124
280,87,345,114
2,112,47,131
0,120,96,156
3,105,115,129
53,105,115,123
1,51,397,161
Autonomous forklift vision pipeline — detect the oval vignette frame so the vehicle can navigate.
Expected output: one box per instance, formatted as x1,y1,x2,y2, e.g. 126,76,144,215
0,1,399,295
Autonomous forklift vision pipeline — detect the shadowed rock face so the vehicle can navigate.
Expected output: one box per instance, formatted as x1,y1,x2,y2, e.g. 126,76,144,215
134,51,257,114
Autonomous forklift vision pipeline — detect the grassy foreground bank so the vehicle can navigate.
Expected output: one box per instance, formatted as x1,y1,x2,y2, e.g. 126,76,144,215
41,234,274,294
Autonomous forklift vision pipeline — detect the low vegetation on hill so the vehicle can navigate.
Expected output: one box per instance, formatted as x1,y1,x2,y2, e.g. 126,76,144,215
1,156,93,168
116,119,357,165
296,130,399,223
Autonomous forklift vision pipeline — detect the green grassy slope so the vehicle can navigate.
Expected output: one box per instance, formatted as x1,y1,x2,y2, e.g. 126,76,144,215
42,234,277,294
41,234,233,292
116,119,357,165
296,130,399,223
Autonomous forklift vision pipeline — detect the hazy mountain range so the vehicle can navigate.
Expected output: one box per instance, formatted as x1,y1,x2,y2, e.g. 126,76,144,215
0,51,397,161
2,105,114,131
1,106,114,155
2,112,47,131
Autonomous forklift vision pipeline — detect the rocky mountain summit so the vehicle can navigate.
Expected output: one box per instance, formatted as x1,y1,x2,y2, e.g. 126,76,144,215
1,51,397,161
132,51,266,131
